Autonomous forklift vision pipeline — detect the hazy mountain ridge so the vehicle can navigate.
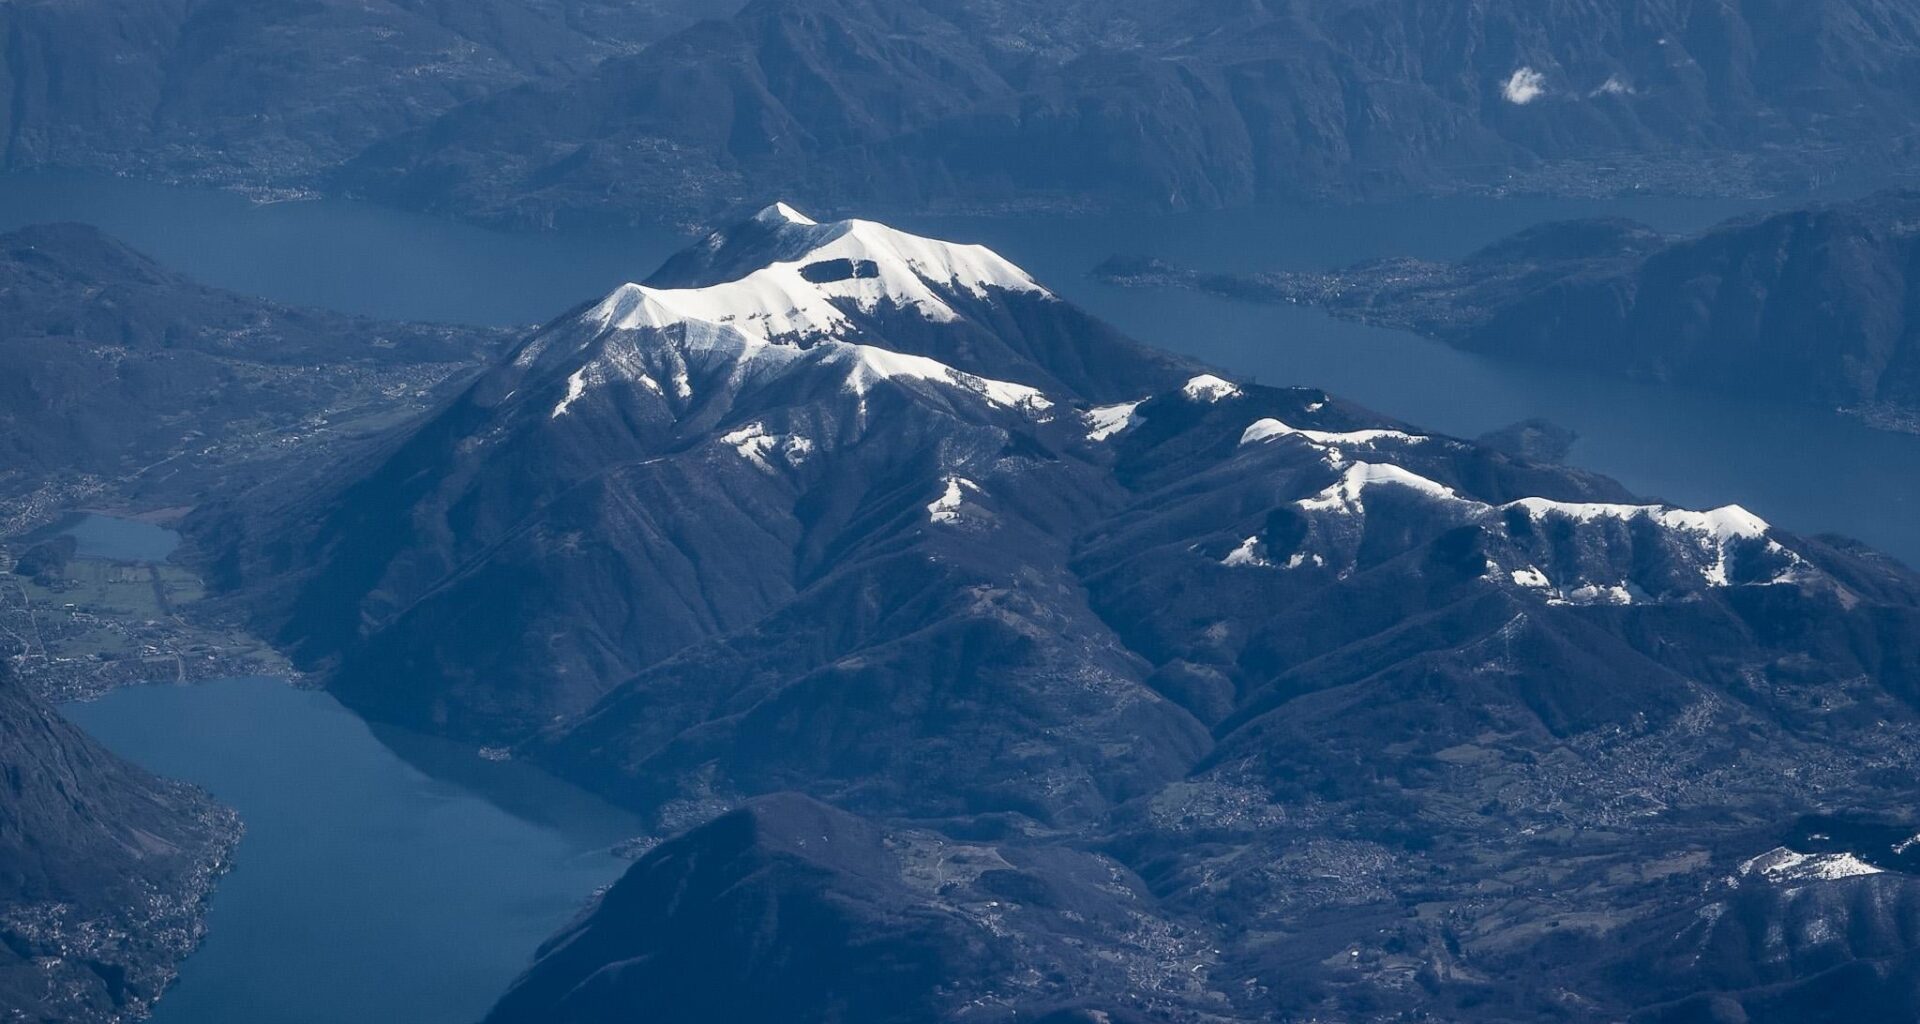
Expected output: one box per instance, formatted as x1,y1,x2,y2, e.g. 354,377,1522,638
0,0,720,189
9,0,1920,225
184,207,1920,1022
334,0,1920,228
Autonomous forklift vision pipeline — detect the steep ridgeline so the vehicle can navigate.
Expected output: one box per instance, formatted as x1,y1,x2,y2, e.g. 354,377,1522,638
195,203,1196,743
0,661,240,1021
198,207,1920,1022
336,0,1920,228
0,223,509,518
1100,190,1920,431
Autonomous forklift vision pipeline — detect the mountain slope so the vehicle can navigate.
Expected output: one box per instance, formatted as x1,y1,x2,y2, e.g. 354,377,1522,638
1099,190,1920,430
193,205,1920,1022
194,203,1197,750
0,222,509,520
0,660,239,1021
0,0,721,188
336,0,1920,228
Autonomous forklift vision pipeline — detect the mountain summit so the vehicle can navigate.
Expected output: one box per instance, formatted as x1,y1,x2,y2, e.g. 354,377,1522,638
196,207,1920,1023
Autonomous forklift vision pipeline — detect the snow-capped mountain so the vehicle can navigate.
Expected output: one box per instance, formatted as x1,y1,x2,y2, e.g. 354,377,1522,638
196,205,1920,1024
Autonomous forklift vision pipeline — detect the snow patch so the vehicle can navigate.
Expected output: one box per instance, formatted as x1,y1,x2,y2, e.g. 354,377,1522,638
835,345,1051,413
1240,417,1427,449
551,367,590,419
1550,583,1634,607
1298,462,1464,514
1510,567,1550,588
927,476,978,524
1085,400,1145,441
1222,536,1272,568
1739,847,1882,884
720,423,812,472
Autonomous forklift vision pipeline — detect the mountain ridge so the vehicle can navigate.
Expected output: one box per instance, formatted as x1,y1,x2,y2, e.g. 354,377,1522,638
184,204,1920,1021
1096,189,1920,432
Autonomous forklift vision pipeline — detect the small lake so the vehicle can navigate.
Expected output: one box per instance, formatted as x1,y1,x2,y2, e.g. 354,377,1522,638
64,678,638,1024
6,171,1914,564
58,513,181,562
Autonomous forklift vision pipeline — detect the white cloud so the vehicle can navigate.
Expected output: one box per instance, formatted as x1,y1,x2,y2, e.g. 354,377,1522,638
1502,67,1547,105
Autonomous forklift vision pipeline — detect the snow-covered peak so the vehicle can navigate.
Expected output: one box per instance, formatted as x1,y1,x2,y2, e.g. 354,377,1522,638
532,207,1068,422
753,201,817,226
1181,374,1242,403
1240,417,1427,449
590,207,1048,348
1298,462,1464,513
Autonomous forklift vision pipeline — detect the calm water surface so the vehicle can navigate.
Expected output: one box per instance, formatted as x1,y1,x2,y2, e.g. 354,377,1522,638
65,678,636,1024
56,512,182,562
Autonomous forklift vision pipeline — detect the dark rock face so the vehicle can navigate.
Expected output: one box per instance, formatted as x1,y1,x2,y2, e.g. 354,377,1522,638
196,208,1920,1022
1099,191,1920,430
333,0,1920,227
0,222,507,508
0,661,240,1021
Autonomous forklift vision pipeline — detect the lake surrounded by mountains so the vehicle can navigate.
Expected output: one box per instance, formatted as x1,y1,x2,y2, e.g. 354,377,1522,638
14,171,1920,1019
6,171,1914,567
66,676,639,1024
50,515,640,1024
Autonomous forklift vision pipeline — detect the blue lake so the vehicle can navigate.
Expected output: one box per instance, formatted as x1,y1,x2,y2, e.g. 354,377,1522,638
58,513,182,563
64,678,637,1024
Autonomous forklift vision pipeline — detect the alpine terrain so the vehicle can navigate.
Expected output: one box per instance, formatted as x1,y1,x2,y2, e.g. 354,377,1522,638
190,205,1920,1023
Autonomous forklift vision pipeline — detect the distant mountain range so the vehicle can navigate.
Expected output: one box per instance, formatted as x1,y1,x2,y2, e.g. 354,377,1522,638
337,0,1920,228
191,206,1920,1023
0,0,718,190
1097,189,1920,432
10,0,1920,225
0,660,238,1021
